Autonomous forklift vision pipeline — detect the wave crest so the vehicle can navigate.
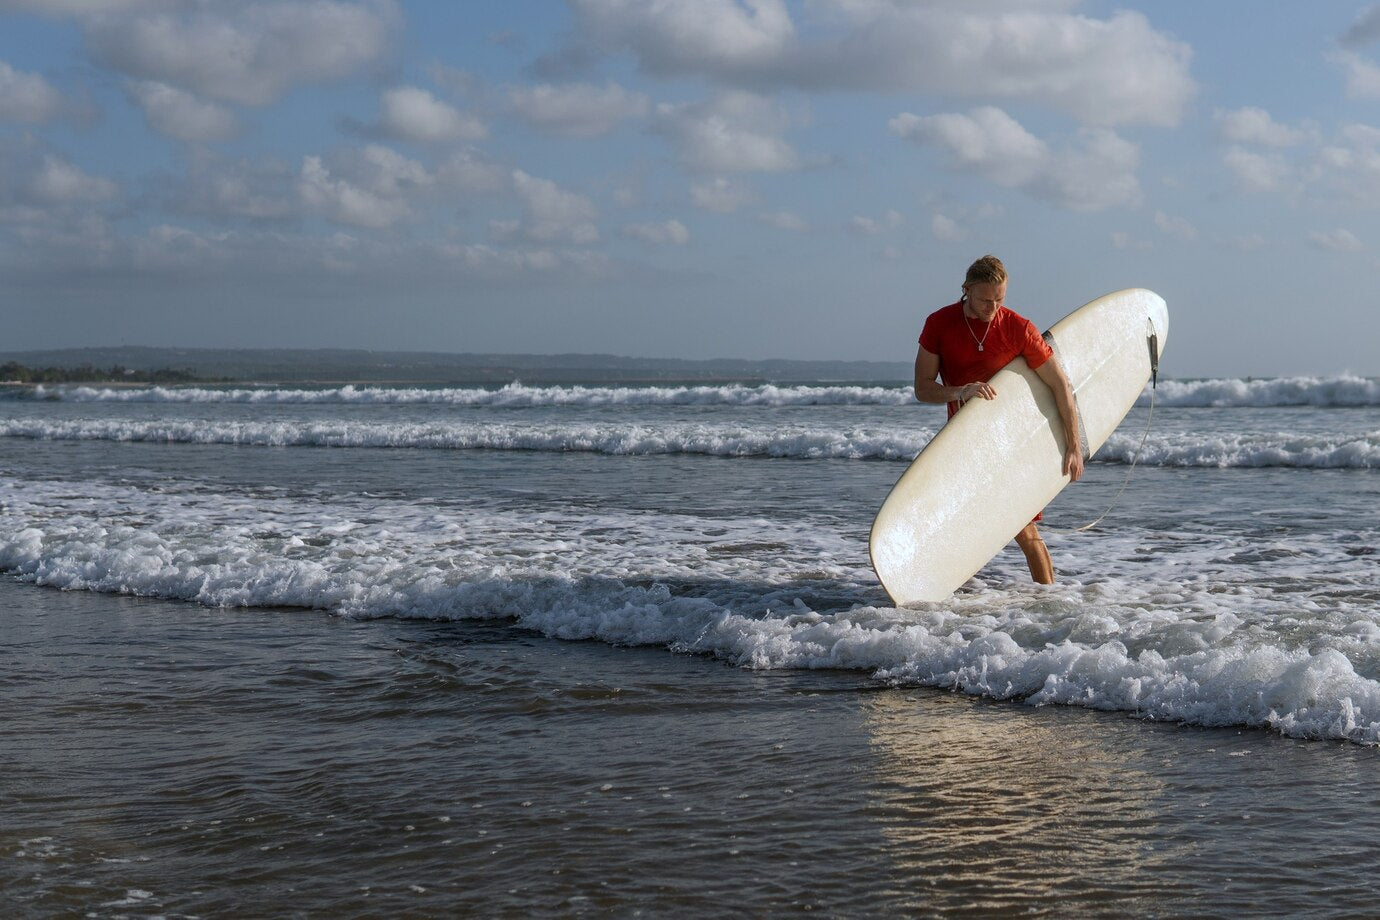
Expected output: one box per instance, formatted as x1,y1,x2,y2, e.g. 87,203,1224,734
3,418,1377,468
1145,375,1380,408
12,375,1380,408
29,381,916,407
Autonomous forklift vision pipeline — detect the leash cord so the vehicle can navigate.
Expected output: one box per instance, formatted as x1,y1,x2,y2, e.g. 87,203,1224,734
1064,385,1155,533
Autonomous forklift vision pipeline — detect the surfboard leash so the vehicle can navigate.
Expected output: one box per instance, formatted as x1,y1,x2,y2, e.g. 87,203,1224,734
1058,318,1160,534
1067,387,1154,532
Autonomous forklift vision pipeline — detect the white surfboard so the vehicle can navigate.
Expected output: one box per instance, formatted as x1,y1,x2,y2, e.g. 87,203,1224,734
869,288,1168,605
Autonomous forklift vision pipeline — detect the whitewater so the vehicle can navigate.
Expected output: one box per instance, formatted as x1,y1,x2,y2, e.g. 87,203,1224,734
4,467,1376,742
7,371,1380,918
2,374,1378,745
19,372,1380,407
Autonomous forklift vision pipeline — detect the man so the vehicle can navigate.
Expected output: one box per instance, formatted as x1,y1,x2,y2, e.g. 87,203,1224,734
913,254,1084,584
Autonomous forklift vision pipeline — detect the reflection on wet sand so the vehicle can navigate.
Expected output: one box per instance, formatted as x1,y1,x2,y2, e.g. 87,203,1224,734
863,690,1191,916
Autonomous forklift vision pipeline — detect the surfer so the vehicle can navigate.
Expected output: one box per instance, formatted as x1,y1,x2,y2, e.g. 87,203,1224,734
913,254,1084,584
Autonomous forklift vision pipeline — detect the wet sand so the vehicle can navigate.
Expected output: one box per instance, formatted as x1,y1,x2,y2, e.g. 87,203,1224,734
5,574,1380,918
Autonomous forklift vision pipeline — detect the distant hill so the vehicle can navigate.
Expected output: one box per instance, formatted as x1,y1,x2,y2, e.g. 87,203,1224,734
0,347,912,385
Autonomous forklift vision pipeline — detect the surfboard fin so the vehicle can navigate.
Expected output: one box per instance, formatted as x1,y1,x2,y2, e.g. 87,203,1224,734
1146,320,1160,390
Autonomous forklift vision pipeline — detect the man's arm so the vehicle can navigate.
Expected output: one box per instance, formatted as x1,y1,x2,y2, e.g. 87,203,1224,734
914,345,995,405
1034,358,1085,482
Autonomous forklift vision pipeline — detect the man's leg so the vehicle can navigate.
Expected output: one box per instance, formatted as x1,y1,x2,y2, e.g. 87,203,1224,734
1015,522,1054,584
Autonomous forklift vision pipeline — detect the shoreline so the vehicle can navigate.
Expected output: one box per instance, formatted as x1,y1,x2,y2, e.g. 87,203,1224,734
5,572,1380,917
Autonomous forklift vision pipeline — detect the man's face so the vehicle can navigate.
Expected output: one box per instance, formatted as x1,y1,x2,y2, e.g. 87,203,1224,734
964,281,1005,323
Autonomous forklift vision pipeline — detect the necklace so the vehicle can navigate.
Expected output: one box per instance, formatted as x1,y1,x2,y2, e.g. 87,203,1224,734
964,309,995,352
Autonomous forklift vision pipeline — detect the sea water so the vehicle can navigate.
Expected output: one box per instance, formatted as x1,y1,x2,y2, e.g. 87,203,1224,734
2,376,1379,916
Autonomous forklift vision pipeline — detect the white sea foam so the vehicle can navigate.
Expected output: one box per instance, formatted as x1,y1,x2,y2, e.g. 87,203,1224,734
17,375,1380,408
3,416,1377,468
1097,429,1380,469
1142,375,1380,408
0,417,933,461
32,381,916,407
2,474,1379,745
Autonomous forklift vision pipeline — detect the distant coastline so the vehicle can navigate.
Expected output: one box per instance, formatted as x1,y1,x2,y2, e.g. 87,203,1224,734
0,361,219,386
0,346,912,386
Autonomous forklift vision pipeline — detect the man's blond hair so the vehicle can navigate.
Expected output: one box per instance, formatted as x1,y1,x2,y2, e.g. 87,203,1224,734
963,254,1007,288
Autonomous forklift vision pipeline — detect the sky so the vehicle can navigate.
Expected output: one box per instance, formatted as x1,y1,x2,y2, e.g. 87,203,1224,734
3,1,1380,378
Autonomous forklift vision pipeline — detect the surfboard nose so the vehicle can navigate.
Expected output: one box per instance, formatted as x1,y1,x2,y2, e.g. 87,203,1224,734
1138,288,1169,352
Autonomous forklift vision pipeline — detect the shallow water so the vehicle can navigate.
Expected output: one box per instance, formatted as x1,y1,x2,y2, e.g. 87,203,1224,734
6,577,1380,918
2,378,1380,914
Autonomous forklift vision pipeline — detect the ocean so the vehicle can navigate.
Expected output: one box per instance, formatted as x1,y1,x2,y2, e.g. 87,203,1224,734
2,374,1379,917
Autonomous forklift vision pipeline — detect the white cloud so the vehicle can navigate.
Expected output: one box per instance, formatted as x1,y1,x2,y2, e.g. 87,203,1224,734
829,5,1194,126
436,242,612,279
130,223,226,272
1215,121,1380,206
296,146,434,224
849,209,903,235
510,170,600,244
758,209,807,231
86,1,398,106
0,211,120,270
623,219,689,245
0,135,120,258
1153,210,1198,242
571,0,1193,127
890,107,1047,187
32,155,119,203
1215,107,1309,147
354,144,432,197
570,0,795,77
1222,146,1291,194
379,86,486,143
0,61,74,123
436,149,509,195
1033,128,1142,211
427,63,481,98
892,107,1141,211
167,153,299,221
690,176,755,213
655,92,802,173
488,219,521,241
0,0,178,14
298,154,412,229
1110,231,1152,251
1332,50,1380,99
611,177,641,208
508,82,649,137
930,213,966,242
129,80,238,142
0,135,610,284
1308,228,1363,252
1341,122,1380,147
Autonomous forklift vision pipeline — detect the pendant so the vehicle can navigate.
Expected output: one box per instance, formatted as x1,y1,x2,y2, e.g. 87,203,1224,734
977,344,983,352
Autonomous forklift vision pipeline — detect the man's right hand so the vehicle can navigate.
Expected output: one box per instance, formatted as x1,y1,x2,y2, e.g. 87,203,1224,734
957,381,997,402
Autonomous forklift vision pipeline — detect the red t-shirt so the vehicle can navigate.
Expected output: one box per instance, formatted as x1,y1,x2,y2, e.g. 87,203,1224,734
919,301,1053,417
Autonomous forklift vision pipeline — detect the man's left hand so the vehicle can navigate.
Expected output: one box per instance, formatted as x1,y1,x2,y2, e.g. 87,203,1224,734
1064,448,1084,482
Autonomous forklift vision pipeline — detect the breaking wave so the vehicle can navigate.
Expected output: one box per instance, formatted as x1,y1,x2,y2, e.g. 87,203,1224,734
3,475,1380,745
2,417,1376,468
1144,375,1380,408
25,381,915,407
9,375,1378,408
